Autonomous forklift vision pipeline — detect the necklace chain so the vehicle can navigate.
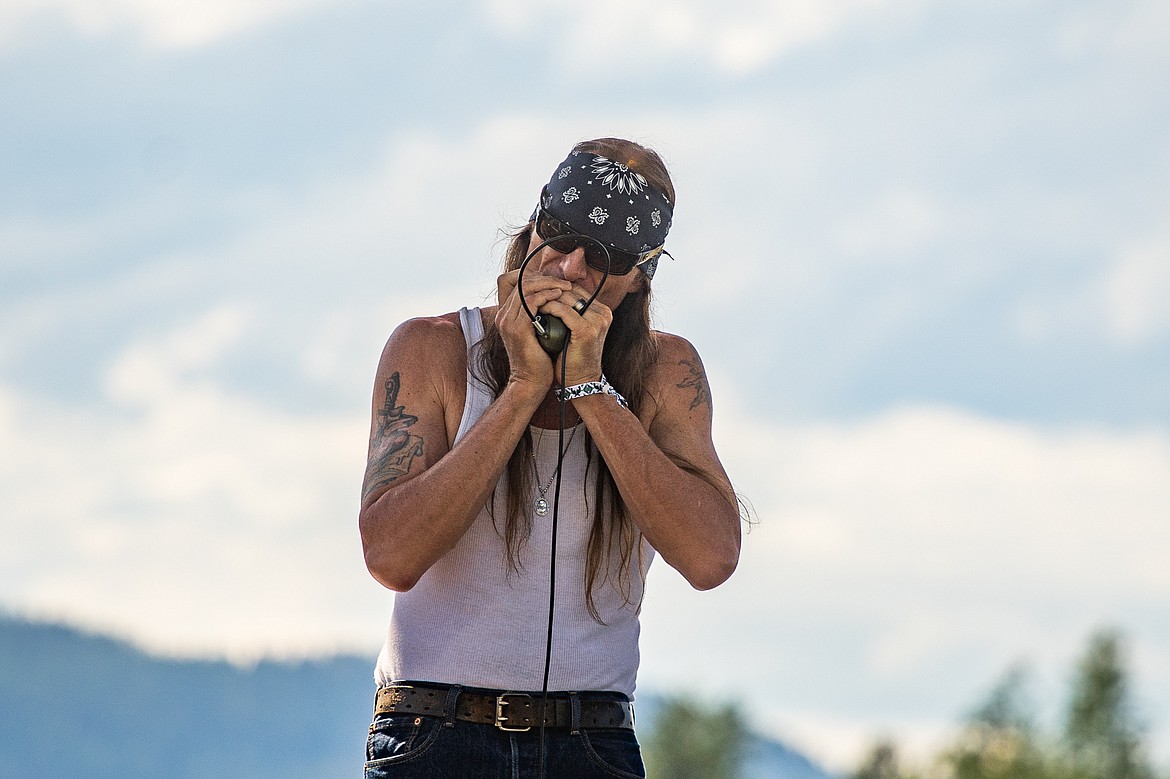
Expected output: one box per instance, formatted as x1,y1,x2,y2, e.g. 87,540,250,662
531,426,578,517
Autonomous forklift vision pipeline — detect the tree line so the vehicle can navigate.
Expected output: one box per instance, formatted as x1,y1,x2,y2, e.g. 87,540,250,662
640,629,1165,779
853,630,1164,779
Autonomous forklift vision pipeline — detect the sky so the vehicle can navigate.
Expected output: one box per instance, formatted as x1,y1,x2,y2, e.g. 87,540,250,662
2,0,1169,772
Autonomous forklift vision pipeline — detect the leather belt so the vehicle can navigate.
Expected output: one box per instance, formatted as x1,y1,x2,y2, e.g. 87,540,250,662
374,684,634,732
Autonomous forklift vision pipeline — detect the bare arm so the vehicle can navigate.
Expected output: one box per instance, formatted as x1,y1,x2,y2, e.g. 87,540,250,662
358,274,572,592
535,279,740,590
571,336,741,590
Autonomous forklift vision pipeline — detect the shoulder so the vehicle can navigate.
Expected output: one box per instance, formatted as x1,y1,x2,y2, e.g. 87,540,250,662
645,331,714,420
652,330,702,363
380,312,466,366
386,311,465,347
366,310,477,441
372,311,472,402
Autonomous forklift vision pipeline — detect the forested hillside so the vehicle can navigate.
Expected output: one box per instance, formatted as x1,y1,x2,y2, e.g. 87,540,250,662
0,616,374,778
0,616,833,778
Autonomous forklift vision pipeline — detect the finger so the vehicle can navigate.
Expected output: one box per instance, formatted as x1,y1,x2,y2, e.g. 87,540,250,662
563,281,608,306
522,288,569,319
540,299,606,335
547,292,590,316
497,271,570,309
496,272,518,306
518,273,572,297
559,289,612,323
562,285,605,314
497,269,569,292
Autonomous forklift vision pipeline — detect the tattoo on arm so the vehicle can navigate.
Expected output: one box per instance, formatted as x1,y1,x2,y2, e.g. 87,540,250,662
677,358,712,411
362,372,425,500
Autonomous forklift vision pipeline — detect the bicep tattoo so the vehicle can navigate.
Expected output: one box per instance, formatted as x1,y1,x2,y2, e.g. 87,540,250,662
677,358,712,412
362,372,426,500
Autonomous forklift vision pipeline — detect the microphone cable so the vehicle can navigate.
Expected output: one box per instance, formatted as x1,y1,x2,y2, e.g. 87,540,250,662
515,236,610,778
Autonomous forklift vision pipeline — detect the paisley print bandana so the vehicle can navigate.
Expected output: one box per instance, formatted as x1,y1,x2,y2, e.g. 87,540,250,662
539,150,674,279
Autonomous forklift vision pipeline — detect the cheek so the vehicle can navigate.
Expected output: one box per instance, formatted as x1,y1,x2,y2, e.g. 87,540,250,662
599,276,642,308
518,241,552,274
532,247,565,275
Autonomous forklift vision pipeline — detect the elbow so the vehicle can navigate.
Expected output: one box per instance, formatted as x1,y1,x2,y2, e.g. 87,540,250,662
686,514,742,591
686,557,738,591
360,515,422,593
684,546,740,591
363,546,421,593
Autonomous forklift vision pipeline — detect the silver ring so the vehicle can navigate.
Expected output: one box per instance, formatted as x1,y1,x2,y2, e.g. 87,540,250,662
572,298,587,314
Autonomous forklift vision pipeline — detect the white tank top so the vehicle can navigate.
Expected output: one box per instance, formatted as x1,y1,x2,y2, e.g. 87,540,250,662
373,307,654,696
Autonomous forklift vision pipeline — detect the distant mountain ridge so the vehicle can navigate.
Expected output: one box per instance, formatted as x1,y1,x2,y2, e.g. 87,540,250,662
0,615,374,778
0,615,836,778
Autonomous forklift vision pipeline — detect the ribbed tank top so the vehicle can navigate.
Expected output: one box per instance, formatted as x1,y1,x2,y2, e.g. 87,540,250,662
373,307,654,696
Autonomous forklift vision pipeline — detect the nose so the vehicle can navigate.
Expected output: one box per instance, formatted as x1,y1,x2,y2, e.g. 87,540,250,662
548,244,589,283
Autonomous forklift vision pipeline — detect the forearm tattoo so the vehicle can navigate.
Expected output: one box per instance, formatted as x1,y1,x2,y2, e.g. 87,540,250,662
677,358,712,411
362,372,425,500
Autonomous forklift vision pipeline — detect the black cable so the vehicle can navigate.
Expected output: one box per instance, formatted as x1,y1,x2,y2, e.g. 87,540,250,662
536,343,568,775
515,235,610,779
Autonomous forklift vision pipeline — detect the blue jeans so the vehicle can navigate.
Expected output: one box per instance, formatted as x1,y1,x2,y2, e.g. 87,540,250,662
364,690,645,779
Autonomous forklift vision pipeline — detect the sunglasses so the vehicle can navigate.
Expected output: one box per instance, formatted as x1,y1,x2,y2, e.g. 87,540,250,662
534,208,660,276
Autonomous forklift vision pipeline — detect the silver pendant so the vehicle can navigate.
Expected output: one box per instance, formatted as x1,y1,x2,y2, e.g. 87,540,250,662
534,497,550,517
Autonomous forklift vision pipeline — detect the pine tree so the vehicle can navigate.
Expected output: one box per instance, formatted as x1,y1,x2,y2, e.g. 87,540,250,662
1060,630,1155,779
642,696,747,779
944,665,1049,779
850,629,1167,779
853,739,916,779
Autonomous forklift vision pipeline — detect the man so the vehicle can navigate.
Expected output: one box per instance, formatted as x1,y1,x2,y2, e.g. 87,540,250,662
359,137,741,778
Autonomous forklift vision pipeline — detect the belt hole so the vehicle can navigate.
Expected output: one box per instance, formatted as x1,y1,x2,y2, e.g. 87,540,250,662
414,718,421,726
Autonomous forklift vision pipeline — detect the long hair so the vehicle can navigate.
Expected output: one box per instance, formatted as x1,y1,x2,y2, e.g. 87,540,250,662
476,138,675,621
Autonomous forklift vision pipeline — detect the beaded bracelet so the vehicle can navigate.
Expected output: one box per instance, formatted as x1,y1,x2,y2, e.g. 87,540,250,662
556,374,629,409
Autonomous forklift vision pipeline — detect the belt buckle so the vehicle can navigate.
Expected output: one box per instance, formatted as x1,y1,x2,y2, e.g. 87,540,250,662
495,692,532,732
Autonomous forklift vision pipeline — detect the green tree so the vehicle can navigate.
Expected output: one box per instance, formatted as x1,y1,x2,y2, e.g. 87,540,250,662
642,695,747,779
852,739,918,779
943,665,1051,779
851,630,1169,779
1059,630,1156,779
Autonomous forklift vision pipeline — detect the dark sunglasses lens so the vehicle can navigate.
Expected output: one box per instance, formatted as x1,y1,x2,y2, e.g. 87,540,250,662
591,249,638,275
538,212,566,238
547,235,580,254
538,210,637,274
539,213,573,249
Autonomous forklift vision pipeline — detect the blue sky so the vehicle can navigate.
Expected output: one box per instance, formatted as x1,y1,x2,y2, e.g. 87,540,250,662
3,0,1169,770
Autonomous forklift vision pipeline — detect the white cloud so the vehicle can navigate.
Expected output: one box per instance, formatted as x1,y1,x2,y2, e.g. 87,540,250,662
4,0,1170,768
0,308,381,660
104,303,250,402
706,0,899,74
1053,0,1170,64
4,314,1170,763
482,0,920,76
1014,232,1170,348
639,393,1170,770
835,188,950,262
1102,234,1170,346
0,0,336,49
4,0,911,60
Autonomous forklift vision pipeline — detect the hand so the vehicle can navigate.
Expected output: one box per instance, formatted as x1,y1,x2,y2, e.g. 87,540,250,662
495,269,571,392
539,284,613,387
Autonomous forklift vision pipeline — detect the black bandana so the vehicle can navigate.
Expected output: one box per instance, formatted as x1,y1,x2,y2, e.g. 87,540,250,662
539,151,674,279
